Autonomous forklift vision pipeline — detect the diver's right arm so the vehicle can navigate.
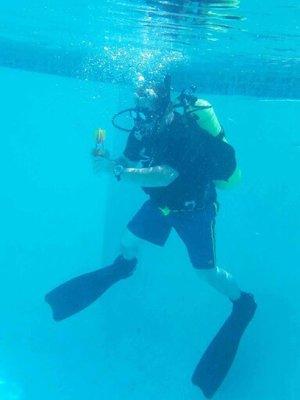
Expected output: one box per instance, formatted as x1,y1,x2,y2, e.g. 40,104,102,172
120,165,178,187
92,154,178,187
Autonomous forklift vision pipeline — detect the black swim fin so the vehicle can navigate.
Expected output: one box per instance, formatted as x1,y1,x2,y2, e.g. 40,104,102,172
192,292,257,399
45,256,137,321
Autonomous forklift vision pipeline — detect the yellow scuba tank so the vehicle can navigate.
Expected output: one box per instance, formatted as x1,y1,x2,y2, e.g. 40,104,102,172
214,166,242,189
186,99,222,137
186,99,242,189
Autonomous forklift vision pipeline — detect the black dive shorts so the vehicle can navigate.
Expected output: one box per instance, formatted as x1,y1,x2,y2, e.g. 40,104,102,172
127,200,217,270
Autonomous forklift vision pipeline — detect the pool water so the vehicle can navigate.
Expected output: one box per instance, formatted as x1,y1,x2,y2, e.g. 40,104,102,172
0,1,299,399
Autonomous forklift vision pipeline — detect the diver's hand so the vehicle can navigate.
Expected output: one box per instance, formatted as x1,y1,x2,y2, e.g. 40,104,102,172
92,153,115,175
92,147,110,158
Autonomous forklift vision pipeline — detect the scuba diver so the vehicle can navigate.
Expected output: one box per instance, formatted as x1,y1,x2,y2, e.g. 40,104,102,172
45,75,257,399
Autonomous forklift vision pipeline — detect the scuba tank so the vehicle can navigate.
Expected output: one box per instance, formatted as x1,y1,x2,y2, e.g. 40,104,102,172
185,98,222,137
178,88,241,189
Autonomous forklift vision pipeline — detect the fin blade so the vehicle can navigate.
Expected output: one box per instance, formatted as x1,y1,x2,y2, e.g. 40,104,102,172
45,257,137,321
192,293,257,398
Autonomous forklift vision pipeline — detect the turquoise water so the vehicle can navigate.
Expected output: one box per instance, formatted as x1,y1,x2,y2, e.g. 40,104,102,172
1,1,299,399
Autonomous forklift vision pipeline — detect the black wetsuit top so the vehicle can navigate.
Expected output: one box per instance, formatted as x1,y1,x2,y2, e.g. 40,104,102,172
123,112,217,209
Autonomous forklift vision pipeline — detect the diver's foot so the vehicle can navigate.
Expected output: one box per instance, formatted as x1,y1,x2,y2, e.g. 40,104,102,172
111,255,137,278
232,291,257,322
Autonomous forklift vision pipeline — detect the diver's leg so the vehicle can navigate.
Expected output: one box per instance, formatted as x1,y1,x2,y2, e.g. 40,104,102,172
172,204,241,301
120,228,143,260
45,201,171,322
197,267,241,301
126,200,172,248
173,207,256,397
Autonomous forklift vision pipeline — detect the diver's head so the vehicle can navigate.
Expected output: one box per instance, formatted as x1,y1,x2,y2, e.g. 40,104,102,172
134,75,172,117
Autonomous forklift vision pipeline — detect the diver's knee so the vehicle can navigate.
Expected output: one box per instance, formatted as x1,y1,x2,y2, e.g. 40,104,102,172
197,266,233,282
